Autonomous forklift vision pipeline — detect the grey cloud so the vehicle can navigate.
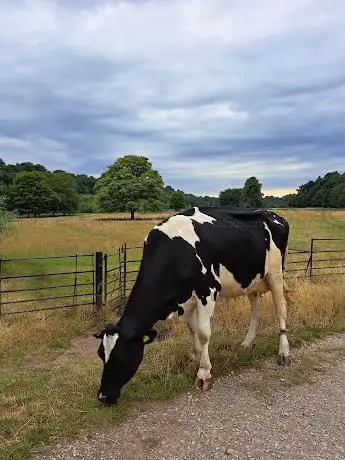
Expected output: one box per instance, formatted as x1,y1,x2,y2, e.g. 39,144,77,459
0,0,345,194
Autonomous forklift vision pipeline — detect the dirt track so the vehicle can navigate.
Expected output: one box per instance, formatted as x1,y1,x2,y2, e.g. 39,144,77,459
35,334,345,460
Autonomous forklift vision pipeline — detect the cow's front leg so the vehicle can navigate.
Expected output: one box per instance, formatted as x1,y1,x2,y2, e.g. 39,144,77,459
195,292,216,391
183,300,202,362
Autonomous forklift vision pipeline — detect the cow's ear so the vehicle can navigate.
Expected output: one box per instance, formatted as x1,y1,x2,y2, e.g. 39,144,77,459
93,330,105,339
142,329,157,344
93,323,120,339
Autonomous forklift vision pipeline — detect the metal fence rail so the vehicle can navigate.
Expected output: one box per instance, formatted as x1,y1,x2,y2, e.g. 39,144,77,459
1,238,345,316
0,253,96,316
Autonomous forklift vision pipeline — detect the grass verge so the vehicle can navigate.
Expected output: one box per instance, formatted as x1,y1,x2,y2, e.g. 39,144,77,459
1,276,345,460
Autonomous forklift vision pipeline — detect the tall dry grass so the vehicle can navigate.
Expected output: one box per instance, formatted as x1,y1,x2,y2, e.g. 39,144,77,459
1,275,345,460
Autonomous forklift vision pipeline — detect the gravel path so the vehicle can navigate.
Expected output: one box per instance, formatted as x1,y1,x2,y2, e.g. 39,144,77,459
36,334,345,460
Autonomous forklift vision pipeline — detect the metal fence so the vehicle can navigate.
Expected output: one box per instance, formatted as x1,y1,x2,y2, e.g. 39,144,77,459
1,238,345,316
286,238,345,279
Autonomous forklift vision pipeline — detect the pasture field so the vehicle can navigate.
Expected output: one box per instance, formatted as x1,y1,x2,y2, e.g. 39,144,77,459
1,209,345,460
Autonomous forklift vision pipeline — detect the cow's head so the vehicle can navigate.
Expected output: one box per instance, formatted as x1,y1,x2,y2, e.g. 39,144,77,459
93,323,157,405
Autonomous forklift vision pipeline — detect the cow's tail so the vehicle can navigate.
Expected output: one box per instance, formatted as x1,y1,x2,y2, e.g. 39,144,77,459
282,244,291,303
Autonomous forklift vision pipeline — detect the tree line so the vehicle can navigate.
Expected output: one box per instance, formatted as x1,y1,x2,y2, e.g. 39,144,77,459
0,156,219,218
1,156,344,220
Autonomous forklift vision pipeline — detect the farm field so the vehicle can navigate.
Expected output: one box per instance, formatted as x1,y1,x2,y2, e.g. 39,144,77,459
1,209,345,460
1,209,345,257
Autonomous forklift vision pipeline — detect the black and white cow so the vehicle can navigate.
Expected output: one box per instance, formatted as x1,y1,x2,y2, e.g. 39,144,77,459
94,207,290,404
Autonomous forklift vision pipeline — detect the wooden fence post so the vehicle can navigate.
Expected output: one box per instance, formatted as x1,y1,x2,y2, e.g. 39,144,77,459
104,253,108,305
309,238,314,279
0,258,2,317
95,252,103,309
123,243,127,301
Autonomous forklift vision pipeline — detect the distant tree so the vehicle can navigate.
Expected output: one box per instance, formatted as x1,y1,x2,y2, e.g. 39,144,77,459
75,174,97,195
185,193,198,207
219,188,243,207
95,155,165,219
280,193,297,207
262,195,282,208
49,172,79,215
7,172,54,217
195,195,219,207
170,190,186,210
78,194,100,213
164,185,175,193
0,195,13,234
329,184,345,208
292,171,345,208
242,177,263,207
0,184,7,196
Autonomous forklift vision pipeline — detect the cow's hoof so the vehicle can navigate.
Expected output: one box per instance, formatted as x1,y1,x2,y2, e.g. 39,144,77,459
277,354,292,366
195,376,212,391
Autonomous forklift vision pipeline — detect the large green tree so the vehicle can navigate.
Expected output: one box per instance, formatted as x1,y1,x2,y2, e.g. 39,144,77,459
48,172,79,215
242,176,263,207
219,188,243,207
290,171,345,208
169,190,186,210
95,155,165,219
7,172,55,217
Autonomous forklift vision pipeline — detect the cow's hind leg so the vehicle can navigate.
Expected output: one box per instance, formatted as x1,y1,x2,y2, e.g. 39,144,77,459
241,292,259,348
267,273,291,366
194,292,216,391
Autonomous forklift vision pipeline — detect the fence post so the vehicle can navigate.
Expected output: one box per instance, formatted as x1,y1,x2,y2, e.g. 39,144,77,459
0,258,2,317
104,253,108,305
309,238,314,279
119,246,123,303
95,252,103,309
123,243,127,301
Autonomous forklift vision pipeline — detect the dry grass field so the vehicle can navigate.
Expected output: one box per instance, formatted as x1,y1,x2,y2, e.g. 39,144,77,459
1,209,345,460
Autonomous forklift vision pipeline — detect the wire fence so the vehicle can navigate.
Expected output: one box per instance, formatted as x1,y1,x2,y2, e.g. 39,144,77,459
1,238,345,316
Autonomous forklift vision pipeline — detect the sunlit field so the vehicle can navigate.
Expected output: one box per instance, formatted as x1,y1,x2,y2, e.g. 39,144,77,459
1,209,345,257
1,208,345,460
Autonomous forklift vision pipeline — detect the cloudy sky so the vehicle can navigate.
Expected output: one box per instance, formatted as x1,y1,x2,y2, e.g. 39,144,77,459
1,0,344,196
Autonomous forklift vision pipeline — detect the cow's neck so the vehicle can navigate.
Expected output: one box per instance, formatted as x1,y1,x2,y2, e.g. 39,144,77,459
117,292,167,340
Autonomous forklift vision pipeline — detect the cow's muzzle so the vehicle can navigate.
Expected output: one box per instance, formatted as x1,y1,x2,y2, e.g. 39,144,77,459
97,391,118,405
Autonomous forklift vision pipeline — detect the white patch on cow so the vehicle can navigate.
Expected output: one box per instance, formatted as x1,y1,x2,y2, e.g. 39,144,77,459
155,215,200,247
190,207,216,225
272,218,284,226
103,333,119,363
279,332,289,356
155,209,214,273
155,209,215,249
263,222,282,272
167,312,176,320
210,264,220,283
196,254,207,274
217,265,269,298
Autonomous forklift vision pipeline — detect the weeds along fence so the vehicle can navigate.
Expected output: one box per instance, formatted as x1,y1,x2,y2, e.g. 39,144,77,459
1,238,345,316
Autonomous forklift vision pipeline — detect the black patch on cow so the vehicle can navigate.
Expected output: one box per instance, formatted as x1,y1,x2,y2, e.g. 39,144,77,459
178,207,196,217
213,290,217,301
264,229,271,252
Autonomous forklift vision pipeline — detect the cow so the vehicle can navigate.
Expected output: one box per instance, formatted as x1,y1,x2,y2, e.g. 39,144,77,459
93,206,290,405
